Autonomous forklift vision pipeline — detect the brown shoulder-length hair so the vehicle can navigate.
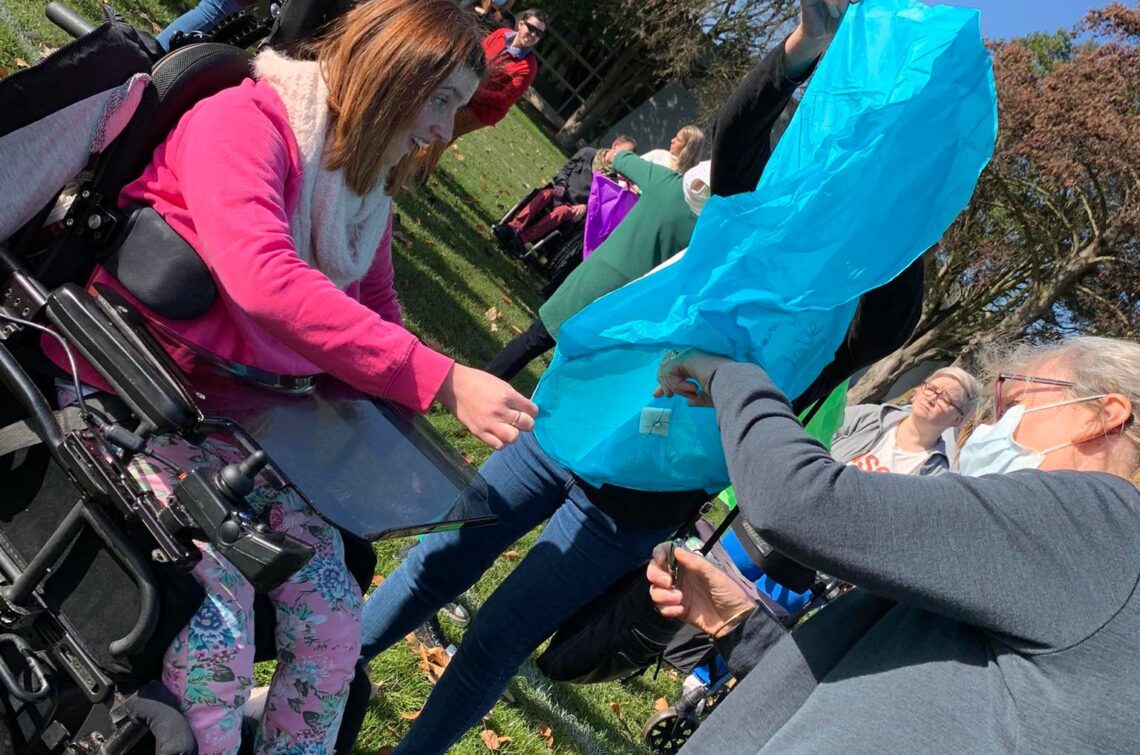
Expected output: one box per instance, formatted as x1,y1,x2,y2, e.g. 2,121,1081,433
304,0,486,195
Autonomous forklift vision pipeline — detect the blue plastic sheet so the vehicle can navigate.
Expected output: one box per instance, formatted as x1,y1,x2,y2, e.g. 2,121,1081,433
532,0,998,492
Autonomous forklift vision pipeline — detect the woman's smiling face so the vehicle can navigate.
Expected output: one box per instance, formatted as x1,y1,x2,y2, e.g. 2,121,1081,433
382,66,481,168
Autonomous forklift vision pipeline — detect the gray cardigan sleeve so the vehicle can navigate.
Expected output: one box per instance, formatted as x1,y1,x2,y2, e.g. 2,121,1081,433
708,362,1140,651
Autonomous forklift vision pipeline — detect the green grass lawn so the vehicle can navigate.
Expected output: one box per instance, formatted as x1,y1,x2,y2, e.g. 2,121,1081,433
1,3,685,752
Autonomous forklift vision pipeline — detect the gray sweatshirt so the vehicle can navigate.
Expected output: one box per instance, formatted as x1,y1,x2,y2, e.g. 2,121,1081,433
683,362,1140,754
830,403,949,475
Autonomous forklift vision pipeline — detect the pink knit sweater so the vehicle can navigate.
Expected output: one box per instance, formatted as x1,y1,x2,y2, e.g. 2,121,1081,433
63,79,453,412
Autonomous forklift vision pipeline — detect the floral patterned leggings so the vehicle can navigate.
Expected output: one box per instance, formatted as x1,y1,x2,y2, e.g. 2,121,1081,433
129,435,363,755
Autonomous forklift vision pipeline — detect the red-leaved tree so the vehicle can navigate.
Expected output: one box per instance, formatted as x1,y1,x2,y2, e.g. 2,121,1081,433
851,3,1140,402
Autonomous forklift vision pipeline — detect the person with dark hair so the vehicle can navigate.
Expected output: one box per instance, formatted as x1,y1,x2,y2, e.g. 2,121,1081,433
423,7,544,157
493,134,637,252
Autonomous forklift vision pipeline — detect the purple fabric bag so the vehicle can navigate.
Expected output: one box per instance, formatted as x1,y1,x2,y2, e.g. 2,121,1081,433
581,172,639,259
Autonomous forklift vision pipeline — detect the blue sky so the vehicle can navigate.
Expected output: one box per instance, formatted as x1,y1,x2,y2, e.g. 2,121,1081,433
920,0,1116,39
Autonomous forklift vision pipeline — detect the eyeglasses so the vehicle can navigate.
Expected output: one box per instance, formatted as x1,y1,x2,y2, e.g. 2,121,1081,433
994,372,1075,419
522,20,545,37
920,381,966,415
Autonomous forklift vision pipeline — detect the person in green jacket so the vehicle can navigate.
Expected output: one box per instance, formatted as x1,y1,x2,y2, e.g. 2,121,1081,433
485,149,710,380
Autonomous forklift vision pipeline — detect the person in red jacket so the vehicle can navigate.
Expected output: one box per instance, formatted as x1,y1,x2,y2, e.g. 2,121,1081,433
422,8,544,172
461,9,544,133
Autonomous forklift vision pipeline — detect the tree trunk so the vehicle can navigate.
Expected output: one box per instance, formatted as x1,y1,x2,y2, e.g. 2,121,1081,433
555,42,648,147
848,239,1106,405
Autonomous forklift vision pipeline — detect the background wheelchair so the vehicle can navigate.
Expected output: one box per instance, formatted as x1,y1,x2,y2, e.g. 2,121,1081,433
0,4,491,752
493,186,587,299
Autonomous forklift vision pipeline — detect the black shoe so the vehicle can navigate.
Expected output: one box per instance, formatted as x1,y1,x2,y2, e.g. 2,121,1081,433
414,614,449,650
493,224,528,258
492,223,514,247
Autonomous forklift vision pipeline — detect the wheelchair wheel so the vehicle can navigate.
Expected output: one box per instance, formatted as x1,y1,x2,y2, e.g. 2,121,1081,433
642,707,699,753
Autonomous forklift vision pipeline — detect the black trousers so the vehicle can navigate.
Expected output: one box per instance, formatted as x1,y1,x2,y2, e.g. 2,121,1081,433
483,317,556,380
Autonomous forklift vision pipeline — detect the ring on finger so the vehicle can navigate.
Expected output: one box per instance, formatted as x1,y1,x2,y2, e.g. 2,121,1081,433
509,409,522,427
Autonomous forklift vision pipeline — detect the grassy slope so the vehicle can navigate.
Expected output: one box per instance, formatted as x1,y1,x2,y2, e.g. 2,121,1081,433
2,3,683,752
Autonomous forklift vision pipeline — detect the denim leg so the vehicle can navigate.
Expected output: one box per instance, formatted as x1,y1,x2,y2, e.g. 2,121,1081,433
356,432,571,661
392,478,675,754
157,0,249,49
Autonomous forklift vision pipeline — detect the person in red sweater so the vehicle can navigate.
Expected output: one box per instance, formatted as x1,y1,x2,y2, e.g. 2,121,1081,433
461,9,544,134
421,8,544,171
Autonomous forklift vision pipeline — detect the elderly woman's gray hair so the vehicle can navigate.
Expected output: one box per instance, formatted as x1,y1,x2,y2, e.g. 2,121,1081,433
981,336,1140,480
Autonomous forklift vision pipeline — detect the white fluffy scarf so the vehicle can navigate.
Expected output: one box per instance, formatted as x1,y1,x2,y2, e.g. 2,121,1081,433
253,49,391,288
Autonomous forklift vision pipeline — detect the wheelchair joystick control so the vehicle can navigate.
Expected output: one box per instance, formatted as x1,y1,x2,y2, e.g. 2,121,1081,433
217,450,268,500
171,451,313,592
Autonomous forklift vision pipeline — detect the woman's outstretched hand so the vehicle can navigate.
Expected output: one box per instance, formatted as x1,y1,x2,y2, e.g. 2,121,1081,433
653,348,732,407
436,363,538,450
646,543,756,638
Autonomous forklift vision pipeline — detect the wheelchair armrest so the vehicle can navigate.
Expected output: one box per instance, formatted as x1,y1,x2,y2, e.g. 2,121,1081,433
44,284,201,435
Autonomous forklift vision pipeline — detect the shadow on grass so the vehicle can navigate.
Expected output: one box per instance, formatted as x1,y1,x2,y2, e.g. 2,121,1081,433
505,665,652,755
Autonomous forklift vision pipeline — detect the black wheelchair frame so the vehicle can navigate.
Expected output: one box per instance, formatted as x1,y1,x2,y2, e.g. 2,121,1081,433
494,185,587,299
0,4,375,752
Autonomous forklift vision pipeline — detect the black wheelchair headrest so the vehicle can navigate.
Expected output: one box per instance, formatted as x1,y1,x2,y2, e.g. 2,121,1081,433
93,43,253,200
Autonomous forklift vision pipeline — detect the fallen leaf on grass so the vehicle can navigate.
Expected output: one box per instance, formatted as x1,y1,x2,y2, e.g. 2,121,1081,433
537,721,555,749
654,697,670,711
484,306,501,322
0,66,7,78
510,324,523,335
490,322,499,333
376,747,395,755
399,709,421,720
416,642,451,683
393,230,413,249
371,574,385,587
608,700,624,719
14,58,29,69
501,550,521,561
480,729,512,751
501,293,514,306
463,453,475,465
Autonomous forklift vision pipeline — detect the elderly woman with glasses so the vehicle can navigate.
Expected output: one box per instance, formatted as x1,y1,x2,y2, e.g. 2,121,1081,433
832,366,981,475
647,336,1140,753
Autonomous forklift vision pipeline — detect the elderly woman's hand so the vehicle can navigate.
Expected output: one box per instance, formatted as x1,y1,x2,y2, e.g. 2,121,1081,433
653,348,732,407
646,543,756,638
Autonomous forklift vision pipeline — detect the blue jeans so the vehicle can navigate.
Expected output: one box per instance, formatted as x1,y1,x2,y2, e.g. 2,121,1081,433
156,0,251,49
349,431,676,754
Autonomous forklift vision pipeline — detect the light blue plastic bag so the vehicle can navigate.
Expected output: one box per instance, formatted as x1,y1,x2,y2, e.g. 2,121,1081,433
532,0,998,492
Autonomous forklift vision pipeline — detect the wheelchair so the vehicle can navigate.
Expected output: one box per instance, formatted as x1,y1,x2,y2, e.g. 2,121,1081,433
0,4,492,752
493,186,587,299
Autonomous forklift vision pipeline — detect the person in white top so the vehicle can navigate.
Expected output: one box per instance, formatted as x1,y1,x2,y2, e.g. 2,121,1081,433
831,367,982,476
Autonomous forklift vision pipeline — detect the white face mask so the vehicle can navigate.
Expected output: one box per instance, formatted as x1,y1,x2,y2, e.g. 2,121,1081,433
957,395,1106,477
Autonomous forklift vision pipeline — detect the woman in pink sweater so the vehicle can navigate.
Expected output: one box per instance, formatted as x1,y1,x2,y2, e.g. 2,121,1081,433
76,1,537,751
